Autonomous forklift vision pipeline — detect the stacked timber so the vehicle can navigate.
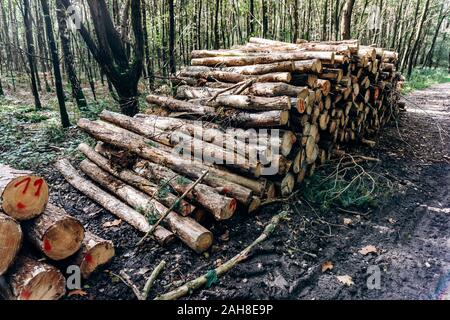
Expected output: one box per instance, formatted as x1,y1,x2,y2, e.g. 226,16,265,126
0,164,114,300
59,37,401,255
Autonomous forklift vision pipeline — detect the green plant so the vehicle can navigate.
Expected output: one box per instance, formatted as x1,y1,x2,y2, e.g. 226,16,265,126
403,68,450,93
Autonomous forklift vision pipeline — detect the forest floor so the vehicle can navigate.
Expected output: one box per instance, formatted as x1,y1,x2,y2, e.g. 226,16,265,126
0,82,449,300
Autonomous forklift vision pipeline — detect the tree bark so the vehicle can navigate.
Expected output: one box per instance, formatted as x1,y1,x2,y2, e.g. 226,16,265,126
340,0,355,40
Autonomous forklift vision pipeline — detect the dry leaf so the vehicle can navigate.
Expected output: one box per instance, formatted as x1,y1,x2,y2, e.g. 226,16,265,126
103,219,122,228
219,230,230,242
68,289,88,297
343,218,353,226
388,218,396,224
336,275,354,286
321,261,334,272
358,245,378,255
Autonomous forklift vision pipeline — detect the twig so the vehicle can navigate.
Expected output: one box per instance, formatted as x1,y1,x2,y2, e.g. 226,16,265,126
112,271,144,300
137,170,209,246
155,210,289,300
142,260,166,300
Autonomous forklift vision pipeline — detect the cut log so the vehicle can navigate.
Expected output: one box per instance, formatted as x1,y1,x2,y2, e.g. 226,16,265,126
227,110,289,128
0,213,22,276
0,165,49,221
293,59,323,73
146,95,215,115
190,95,291,111
25,203,84,261
78,143,196,216
78,159,213,253
74,231,115,279
6,256,66,300
55,159,175,246
130,160,236,220
191,51,335,67
222,61,295,75
98,112,261,176
247,82,309,98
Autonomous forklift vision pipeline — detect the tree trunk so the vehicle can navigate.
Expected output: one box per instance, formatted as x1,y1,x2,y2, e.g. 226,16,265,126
6,256,66,300
41,0,71,128
56,0,88,112
22,0,41,110
407,0,430,78
168,0,176,74
24,203,84,261
55,159,175,245
340,0,355,40
0,213,22,276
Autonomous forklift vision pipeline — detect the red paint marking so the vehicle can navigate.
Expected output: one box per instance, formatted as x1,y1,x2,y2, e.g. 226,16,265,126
34,179,44,197
14,177,31,194
21,290,32,300
17,202,27,210
229,199,237,212
222,188,231,195
85,254,93,264
43,239,52,252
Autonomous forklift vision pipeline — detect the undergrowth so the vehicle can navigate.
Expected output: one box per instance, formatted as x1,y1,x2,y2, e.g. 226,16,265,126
403,68,450,93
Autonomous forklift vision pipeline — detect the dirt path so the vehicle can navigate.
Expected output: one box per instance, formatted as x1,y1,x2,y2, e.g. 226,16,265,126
9,83,448,300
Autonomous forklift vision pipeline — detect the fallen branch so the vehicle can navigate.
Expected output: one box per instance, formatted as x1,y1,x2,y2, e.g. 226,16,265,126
155,210,289,300
142,260,166,300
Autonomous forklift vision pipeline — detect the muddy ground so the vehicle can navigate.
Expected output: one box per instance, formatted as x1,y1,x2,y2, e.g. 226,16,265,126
2,83,450,300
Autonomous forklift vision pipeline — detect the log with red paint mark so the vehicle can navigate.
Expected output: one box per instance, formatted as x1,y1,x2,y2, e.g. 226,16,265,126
5,256,66,300
73,231,115,279
0,165,49,221
0,212,23,276
24,203,85,261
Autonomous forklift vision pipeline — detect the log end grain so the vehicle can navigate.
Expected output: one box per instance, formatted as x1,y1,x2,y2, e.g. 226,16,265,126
1,176,49,221
0,213,22,276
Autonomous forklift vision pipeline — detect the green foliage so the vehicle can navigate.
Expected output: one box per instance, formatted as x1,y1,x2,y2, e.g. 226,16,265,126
300,159,392,213
176,175,191,186
403,68,450,93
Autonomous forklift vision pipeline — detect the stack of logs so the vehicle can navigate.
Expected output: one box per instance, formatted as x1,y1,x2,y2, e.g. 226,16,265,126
58,37,401,255
0,165,114,300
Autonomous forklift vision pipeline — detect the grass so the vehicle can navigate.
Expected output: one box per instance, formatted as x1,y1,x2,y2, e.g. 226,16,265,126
403,68,450,93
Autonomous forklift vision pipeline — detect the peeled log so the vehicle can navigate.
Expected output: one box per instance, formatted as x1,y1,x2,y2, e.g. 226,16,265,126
190,95,291,111
55,159,175,246
131,160,236,220
0,213,22,276
247,82,309,98
74,231,115,279
228,110,289,128
146,95,215,115
78,159,213,253
0,165,49,221
25,203,84,261
78,143,196,216
78,119,260,204
191,51,335,67
6,256,66,300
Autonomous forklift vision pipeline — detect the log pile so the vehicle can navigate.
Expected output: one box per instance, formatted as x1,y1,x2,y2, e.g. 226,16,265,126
58,38,401,255
0,164,114,300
